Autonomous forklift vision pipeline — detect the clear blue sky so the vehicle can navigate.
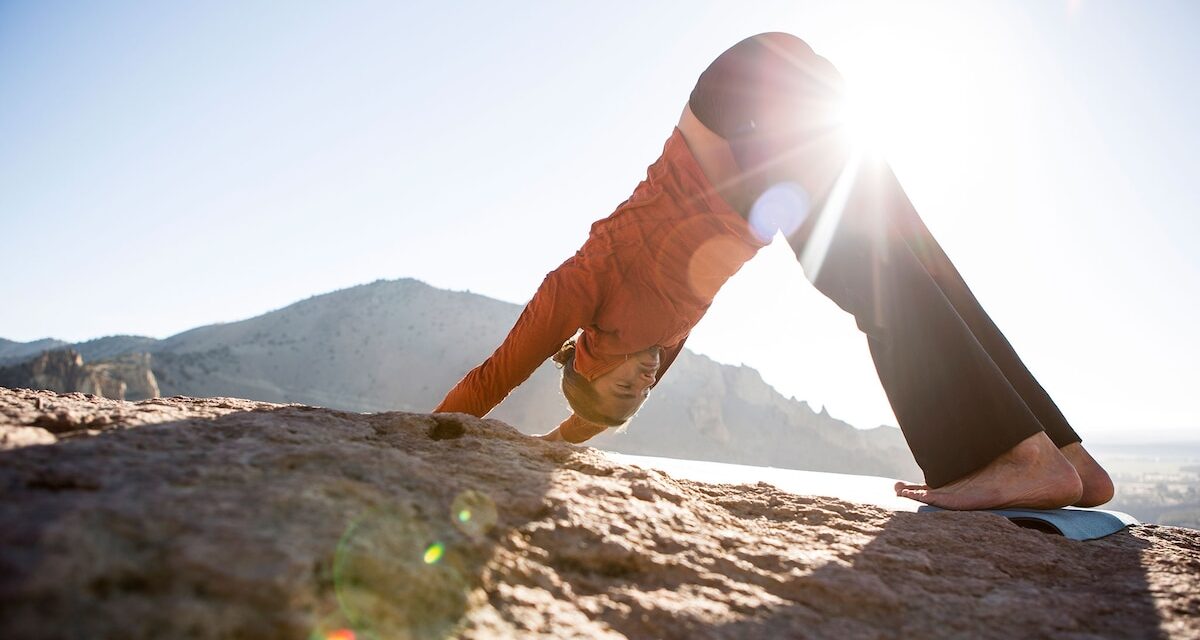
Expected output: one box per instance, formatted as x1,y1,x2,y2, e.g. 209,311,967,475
1,1,1197,440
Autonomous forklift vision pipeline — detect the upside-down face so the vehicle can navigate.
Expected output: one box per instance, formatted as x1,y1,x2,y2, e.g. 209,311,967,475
588,346,662,424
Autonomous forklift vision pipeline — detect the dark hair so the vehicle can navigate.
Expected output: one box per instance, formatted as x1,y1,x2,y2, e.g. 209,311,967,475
552,340,630,427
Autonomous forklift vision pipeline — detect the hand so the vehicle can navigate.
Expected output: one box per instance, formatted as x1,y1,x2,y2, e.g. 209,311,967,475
535,427,566,442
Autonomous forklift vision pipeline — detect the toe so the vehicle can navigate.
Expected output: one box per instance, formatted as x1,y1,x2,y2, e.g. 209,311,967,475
894,481,928,494
897,487,935,505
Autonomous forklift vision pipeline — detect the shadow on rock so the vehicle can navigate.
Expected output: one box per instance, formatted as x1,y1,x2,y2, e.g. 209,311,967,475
1,389,1196,639
710,509,1170,639
0,395,565,639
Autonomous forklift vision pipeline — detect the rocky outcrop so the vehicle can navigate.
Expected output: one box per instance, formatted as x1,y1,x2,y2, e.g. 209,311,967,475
0,350,159,402
0,388,1196,639
0,350,121,399
86,352,160,401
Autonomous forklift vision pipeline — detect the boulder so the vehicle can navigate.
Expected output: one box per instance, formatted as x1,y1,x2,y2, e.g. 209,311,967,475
0,388,1196,639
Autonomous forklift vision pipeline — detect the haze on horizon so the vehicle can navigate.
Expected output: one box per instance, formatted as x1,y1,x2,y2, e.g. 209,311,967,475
1,1,1197,442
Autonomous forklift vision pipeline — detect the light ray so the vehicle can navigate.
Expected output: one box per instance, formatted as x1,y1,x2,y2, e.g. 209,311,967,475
799,153,862,284
702,123,849,207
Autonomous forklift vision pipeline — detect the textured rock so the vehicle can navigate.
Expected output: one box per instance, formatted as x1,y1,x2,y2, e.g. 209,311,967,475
0,387,1197,639
0,350,159,402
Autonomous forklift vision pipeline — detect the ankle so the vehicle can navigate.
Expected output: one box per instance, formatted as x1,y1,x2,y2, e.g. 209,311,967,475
1008,433,1084,504
1008,432,1063,466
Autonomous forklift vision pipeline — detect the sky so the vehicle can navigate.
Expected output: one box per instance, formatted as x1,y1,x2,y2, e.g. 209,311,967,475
1,1,1197,442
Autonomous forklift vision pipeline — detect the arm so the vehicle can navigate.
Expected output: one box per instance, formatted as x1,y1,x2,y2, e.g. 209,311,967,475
537,414,608,444
651,334,688,388
435,257,599,418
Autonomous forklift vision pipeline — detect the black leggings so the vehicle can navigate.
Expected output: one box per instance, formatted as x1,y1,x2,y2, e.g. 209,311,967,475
692,34,1081,487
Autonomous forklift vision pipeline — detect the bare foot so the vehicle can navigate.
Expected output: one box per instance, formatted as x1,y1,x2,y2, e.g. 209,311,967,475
894,432,1083,510
1059,442,1114,507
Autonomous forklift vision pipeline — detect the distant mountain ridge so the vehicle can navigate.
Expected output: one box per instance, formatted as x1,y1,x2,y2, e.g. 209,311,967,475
0,338,69,364
0,278,921,479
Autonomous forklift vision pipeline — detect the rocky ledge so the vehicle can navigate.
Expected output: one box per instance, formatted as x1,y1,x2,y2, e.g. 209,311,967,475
0,387,1197,639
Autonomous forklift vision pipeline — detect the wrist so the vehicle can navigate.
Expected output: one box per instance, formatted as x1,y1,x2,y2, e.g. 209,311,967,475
559,414,608,444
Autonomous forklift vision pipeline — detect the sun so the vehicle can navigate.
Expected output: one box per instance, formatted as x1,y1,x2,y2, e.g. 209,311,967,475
827,58,932,162
817,22,980,166
838,86,891,156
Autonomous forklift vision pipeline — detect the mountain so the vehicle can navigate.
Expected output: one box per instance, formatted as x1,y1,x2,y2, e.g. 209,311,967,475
0,338,69,365
0,278,921,480
1,388,1193,639
71,335,160,362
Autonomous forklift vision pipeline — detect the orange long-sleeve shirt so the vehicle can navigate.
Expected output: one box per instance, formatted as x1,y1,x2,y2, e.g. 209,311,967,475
436,127,769,418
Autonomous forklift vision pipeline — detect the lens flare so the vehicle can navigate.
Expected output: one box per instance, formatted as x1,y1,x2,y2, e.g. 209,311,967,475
308,607,358,640
333,507,469,639
423,542,444,564
749,182,811,243
450,490,498,538
687,234,754,300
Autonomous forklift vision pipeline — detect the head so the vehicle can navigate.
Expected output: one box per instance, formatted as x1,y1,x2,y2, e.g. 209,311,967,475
553,341,662,427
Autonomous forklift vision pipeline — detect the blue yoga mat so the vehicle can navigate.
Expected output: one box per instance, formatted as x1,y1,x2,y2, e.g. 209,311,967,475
918,505,1139,540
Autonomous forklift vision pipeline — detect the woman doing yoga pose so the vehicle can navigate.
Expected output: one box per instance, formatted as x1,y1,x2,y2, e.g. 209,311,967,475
435,32,1113,511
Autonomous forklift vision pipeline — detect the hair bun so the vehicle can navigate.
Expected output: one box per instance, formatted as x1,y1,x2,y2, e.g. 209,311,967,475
552,339,577,367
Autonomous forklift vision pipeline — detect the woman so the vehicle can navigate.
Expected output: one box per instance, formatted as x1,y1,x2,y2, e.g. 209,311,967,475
436,33,1113,511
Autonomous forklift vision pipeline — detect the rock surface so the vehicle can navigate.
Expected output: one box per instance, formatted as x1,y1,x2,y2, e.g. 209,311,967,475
0,387,1197,639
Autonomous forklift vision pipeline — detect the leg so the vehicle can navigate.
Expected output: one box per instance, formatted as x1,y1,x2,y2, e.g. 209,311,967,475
883,192,1112,506
788,156,1084,507
686,32,1110,506
887,198,1080,447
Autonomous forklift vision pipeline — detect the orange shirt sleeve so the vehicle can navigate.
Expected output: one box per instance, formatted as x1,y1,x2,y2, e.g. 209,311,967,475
434,256,600,417
557,414,610,444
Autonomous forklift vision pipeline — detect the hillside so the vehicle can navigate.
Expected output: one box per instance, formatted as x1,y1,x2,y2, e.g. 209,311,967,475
0,338,69,365
0,279,921,480
1,388,1196,639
